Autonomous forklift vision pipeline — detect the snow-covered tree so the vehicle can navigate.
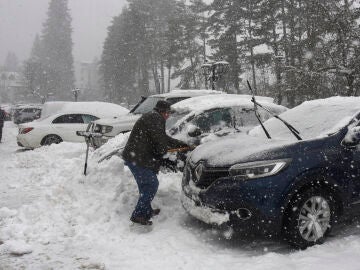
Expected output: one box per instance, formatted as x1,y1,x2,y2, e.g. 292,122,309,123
40,0,74,99
3,52,19,72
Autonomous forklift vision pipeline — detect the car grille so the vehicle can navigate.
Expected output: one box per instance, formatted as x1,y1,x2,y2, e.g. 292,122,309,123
184,161,229,189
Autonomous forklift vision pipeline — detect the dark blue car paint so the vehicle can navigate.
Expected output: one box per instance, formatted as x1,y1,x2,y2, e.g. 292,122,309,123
183,120,360,236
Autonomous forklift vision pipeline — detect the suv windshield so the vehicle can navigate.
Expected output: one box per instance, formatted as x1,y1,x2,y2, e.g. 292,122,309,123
132,97,164,114
166,111,189,130
250,98,360,140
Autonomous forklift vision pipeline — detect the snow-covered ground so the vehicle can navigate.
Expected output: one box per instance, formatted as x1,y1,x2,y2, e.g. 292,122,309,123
1,121,360,270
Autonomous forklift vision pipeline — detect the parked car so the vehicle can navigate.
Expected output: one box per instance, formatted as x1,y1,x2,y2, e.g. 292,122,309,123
12,104,42,124
88,89,222,148
96,94,287,170
181,96,360,249
17,102,129,149
167,94,287,146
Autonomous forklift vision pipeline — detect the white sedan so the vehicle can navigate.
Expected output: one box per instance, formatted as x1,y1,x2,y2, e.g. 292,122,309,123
17,110,128,149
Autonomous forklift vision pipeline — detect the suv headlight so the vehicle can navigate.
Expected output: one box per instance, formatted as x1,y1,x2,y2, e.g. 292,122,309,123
94,125,113,134
229,159,291,179
93,125,101,133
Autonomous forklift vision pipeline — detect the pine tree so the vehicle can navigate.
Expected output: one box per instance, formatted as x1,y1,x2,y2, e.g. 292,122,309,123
30,34,42,61
170,1,204,89
40,0,74,99
3,52,19,72
101,8,140,103
23,34,47,96
207,0,245,92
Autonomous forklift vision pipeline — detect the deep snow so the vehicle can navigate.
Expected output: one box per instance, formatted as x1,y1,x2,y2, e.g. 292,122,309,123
1,121,360,270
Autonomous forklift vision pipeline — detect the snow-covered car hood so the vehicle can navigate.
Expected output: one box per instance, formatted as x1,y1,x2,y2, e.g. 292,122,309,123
189,132,339,167
190,133,296,167
93,113,141,126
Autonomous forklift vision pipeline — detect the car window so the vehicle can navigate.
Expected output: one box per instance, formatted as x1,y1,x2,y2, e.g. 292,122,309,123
82,114,99,124
166,111,189,131
165,97,189,105
52,114,84,124
192,108,232,133
132,96,164,114
232,107,278,127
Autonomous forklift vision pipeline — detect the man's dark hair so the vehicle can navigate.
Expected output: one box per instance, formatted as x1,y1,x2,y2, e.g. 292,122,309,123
154,100,171,113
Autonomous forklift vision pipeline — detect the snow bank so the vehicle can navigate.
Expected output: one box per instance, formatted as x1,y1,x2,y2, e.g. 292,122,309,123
0,239,32,256
1,121,360,269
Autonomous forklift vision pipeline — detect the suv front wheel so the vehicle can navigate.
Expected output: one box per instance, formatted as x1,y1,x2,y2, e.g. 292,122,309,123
283,188,337,249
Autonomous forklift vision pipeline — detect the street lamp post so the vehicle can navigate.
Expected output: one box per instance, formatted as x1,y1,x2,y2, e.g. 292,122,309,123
201,60,230,90
72,88,80,102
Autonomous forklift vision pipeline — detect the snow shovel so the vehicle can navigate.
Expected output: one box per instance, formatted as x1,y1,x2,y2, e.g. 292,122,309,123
97,146,125,163
76,131,103,175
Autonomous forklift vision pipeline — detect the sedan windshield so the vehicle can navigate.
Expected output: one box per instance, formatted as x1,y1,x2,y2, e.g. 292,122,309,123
132,97,164,114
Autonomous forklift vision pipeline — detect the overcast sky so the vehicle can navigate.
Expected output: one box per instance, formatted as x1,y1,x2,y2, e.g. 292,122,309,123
0,0,127,65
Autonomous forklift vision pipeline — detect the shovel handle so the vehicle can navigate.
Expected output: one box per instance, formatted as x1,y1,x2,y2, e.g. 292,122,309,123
167,146,195,153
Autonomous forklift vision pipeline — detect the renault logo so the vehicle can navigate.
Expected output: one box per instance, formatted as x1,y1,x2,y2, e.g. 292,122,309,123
194,163,204,182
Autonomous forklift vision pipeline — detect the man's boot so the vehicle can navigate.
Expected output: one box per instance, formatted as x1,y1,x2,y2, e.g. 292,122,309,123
130,216,153,225
152,208,160,217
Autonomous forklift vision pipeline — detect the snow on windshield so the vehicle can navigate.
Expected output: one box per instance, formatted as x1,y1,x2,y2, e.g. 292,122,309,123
249,96,360,140
171,94,278,114
167,94,286,142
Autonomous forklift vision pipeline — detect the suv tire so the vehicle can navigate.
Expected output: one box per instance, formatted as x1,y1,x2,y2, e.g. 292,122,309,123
41,135,63,146
283,187,337,249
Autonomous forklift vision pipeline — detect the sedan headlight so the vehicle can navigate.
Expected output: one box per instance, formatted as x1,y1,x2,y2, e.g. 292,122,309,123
229,159,291,180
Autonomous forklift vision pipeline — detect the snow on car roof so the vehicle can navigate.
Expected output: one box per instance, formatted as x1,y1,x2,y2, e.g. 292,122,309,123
151,89,223,98
249,96,360,140
41,101,129,119
12,104,43,109
171,94,281,114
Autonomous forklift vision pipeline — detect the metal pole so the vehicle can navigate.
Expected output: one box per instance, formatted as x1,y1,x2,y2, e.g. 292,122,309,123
211,65,216,90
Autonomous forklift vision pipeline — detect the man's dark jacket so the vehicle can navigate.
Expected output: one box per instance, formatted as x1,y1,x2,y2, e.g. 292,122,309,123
122,110,188,173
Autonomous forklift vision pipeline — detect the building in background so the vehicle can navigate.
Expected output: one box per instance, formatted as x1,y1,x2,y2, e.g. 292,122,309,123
0,71,27,103
74,59,101,101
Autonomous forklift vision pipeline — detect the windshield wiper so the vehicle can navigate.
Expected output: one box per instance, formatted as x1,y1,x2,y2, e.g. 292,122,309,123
247,80,302,141
129,96,147,114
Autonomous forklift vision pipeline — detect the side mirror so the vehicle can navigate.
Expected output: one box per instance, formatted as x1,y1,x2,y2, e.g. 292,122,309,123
342,126,360,147
187,125,201,137
188,128,202,137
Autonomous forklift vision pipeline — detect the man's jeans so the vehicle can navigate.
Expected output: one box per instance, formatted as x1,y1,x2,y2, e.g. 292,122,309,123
125,161,159,220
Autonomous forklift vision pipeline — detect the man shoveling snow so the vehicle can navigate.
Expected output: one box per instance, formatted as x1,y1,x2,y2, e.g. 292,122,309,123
122,100,190,226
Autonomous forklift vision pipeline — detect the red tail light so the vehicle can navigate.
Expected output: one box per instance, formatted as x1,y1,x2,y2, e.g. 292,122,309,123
20,127,34,134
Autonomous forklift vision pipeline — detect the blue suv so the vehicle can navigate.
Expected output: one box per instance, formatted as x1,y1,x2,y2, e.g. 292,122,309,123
181,97,360,249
